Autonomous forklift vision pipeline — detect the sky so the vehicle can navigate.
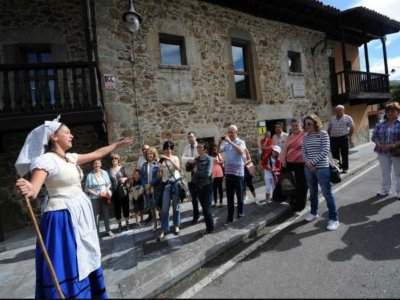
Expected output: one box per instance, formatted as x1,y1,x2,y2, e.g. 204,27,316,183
320,0,400,80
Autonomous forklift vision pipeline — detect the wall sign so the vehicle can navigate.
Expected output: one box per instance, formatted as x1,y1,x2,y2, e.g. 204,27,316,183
104,74,116,90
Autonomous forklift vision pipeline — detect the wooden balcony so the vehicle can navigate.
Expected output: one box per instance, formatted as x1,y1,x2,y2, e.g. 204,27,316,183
0,61,106,145
331,70,390,106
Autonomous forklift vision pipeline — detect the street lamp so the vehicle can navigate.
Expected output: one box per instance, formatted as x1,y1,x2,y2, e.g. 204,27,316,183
311,37,333,57
122,0,143,145
122,0,142,33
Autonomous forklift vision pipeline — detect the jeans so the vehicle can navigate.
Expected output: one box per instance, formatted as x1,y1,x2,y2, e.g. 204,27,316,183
189,181,200,221
160,183,181,231
198,184,214,232
225,174,244,221
330,135,349,170
377,152,400,195
304,166,338,221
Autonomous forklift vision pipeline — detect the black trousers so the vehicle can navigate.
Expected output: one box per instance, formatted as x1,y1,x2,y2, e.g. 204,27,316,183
212,177,223,204
189,181,200,221
330,135,349,170
286,162,308,211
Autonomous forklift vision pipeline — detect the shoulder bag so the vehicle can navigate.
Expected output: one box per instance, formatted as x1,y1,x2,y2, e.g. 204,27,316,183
165,161,189,202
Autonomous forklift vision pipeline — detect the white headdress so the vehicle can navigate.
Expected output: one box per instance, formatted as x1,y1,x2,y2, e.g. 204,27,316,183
15,115,63,177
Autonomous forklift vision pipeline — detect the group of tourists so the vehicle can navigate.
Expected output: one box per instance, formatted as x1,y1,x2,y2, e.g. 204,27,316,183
20,99,400,298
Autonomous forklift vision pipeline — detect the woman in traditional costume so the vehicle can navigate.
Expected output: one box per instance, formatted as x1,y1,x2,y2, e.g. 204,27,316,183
14,115,132,299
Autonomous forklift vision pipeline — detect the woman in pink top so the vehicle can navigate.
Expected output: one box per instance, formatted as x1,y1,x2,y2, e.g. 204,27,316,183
280,118,308,211
210,144,224,207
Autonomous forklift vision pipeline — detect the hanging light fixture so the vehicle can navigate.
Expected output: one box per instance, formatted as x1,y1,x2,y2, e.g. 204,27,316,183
122,0,142,33
311,37,333,58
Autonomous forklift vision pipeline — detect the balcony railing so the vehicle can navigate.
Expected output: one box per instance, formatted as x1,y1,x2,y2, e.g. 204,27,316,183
0,61,104,115
332,70,390,96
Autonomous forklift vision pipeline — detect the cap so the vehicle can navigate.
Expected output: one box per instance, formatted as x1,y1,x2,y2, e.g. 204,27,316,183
272,145,281,154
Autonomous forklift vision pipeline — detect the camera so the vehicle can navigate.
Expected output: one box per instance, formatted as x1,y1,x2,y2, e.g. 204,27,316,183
159,157,165,164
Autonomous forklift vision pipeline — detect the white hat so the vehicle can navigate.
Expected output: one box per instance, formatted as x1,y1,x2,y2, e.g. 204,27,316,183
272,145,281,154
15,115,63,176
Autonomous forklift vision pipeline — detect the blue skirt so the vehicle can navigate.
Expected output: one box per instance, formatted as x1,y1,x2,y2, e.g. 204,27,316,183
35,209,107,299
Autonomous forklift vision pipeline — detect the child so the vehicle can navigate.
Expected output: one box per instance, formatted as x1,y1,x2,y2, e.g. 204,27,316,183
129,169,145,227
261,145,282,204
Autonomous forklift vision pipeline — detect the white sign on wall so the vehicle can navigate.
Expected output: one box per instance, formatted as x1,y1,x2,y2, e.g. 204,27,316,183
291,77,306,98
104,74,116,90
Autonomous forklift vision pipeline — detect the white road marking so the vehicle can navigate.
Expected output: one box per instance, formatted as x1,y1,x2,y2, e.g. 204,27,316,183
176,162,379,298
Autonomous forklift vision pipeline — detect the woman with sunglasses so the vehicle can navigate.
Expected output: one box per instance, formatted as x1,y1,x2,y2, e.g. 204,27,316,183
301,114,339,231
371,102,400,198
108,153,130,232
157,140,182,241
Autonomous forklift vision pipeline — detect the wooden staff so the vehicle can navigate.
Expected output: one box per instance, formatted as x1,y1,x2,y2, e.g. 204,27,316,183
24,195,65,299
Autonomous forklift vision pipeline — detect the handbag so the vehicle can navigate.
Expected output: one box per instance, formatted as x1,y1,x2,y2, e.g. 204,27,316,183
101,191,112,204
165,162,189,202
329,162,342,184
278,169,296,197
391,146,400,156
245,162,257,176
130,184,144,201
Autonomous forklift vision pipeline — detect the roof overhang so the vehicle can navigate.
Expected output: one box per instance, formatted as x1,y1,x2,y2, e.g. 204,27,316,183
201,0,400,46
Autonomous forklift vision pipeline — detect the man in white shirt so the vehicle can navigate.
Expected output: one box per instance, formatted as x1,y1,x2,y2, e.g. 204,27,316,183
272,121,288,149
328,105,355,174
181,131,200,224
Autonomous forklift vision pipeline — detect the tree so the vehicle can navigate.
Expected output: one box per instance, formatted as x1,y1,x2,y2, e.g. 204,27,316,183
391,83,400,101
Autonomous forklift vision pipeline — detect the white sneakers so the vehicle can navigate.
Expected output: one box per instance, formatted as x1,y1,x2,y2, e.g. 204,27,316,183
254,198,260,205
305,213,339,230
326,220,340,231
305,213,319,222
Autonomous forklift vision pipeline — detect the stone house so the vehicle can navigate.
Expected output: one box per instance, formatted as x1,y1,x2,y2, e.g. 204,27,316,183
0,0,399,237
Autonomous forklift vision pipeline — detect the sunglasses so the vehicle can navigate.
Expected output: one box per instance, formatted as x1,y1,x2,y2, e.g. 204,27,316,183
304,121,314,127
111,158,119,160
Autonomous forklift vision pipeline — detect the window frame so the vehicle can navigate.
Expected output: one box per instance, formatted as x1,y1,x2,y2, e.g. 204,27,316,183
231,39,252,100
159,33,187,66
287,51,302,73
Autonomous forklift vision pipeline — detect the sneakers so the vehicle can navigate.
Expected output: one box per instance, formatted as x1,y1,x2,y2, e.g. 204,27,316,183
244,196,249,202
254,198,260,205
106,231,115,237
305,213,319,222
326,220,340,231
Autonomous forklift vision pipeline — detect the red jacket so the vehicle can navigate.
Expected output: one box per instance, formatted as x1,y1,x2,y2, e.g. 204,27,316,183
261,154,282,176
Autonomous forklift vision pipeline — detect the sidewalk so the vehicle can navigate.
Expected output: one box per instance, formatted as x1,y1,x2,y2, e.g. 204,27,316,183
0,142,377,298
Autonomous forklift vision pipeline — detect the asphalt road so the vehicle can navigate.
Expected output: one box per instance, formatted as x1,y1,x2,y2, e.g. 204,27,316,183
158,162,400,298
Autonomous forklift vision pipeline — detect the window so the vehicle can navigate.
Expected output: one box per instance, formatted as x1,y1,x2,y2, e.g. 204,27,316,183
159,33,187,65
231,42,251,99
288,51,302,73
226,28,260,102
26,50,55,106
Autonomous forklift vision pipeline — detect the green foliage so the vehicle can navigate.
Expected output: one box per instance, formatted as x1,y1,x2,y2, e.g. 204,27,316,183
391,83,400,101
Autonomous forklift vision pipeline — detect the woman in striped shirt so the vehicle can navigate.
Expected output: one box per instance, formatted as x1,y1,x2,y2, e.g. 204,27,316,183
301,114,339,231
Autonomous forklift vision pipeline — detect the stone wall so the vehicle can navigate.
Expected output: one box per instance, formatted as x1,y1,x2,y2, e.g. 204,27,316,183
0,0,87,63
96,0,332,156
0,0,334,233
